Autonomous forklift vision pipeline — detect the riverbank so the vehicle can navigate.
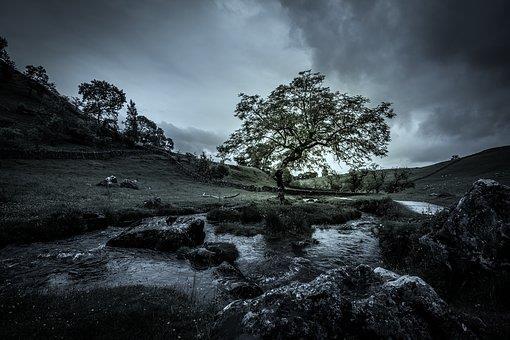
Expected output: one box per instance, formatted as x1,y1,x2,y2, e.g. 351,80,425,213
0,285,217,339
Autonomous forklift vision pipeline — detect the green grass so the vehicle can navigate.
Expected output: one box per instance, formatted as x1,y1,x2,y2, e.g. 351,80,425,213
0,154,273,245
0,286,218,339
293,146,510,206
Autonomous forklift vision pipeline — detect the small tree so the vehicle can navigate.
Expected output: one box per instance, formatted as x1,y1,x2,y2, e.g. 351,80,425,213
123,100,139,146
386,167,414,193
24,65,56,92
78,80,126,133
0,36,15,68
138,115,174,150
218,70,395,201
364,164,387,193
346,168,369,193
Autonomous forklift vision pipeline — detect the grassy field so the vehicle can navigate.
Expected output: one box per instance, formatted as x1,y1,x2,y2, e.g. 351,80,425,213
0,285,217,339
0,153,277,245
293,145,510,206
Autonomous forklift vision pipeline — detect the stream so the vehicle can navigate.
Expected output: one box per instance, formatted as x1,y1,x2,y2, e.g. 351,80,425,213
0,201,442,301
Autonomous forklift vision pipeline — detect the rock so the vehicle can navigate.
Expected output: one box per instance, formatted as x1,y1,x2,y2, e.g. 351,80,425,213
213,262,263,299
106,216,205,251
419,179,510,273
143,197,162,209
213,265,475,339
186,242,239,268
120,179,139,190
97,175,117,187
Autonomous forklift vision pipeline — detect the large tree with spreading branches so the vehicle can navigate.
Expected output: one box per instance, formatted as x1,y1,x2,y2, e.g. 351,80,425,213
78,79,126,133
217,70,395,202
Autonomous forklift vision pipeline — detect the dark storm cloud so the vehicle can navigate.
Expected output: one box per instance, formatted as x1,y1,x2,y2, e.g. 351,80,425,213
0,0,309,157
1,0,509,168
281,0,510,165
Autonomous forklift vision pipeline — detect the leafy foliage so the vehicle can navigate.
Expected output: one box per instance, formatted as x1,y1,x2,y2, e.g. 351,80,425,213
385,168,415,193
218,70,395,173
0,35,15,68
138,115,173,150
78,79,126,132
123,100,139,146
24,65,56,92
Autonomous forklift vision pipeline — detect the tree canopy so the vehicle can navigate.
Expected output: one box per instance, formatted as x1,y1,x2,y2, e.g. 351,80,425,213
78,79,126,131
123,99,139,145
138,115,174,151
218,70,395,174
24,65,56,92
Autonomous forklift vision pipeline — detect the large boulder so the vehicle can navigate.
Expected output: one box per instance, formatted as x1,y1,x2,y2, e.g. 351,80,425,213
97,175,117,187
419,179,510,273
213,262,263,299
185,242,239,269
106,216,205,251
213,265,475,339
120,178,139,190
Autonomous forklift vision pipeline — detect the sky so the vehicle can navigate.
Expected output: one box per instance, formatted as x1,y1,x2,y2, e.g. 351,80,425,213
1,0,509,170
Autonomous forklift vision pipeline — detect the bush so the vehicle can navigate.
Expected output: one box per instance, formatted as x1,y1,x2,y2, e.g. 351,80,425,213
239,204,263,223
353,197,417,220
206,207,241,222
0,127,24,148
211,163,230,179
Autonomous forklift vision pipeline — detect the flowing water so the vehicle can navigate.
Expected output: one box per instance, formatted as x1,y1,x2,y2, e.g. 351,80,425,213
0,201,439,300
395,200,445,215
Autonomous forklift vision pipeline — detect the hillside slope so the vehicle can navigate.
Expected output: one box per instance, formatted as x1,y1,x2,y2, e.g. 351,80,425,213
0,62,100,150
293,145,510,203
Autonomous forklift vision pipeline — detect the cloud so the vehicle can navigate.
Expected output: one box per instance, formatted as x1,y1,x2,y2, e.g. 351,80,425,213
280,0,510,164
159,122,226,155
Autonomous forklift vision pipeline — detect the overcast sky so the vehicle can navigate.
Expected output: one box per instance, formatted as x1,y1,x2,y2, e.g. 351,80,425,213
1,0,509,169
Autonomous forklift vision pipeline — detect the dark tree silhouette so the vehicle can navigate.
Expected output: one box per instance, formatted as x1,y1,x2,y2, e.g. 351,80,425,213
218,70,395,201
78,80,126,132
123,100,139,146
138,115,174,150
0,36,14,68
24,65,56,92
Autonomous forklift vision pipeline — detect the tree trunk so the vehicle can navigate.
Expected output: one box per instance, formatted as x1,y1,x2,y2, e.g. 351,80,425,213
275,169,285,204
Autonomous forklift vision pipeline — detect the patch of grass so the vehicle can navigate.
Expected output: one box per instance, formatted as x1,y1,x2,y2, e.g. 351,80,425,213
351,197,418,220
0,155,273,246
206,207,241,222
0,286,218,339
263,202,361,237
214,222,264,237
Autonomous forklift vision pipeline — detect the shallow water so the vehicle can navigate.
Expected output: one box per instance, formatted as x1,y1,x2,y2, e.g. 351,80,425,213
0,213,383,300
395,200,444,215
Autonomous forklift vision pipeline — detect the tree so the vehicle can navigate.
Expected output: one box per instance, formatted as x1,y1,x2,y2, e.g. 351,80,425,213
346,168,369,193
24,65,56,92
385,167,414,193
364,163,387,193
218,70,395,201
138,115,174,150
0,36,15,68
123,100,139,146
78,80,126,132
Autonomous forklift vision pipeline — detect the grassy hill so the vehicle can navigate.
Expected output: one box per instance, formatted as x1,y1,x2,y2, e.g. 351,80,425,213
0,62,102,151
293,145,510,205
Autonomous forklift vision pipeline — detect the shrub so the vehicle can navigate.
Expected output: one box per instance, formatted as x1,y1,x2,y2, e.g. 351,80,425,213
265,206,312,237
239,204,263,223
206,207,241,222
211,163,230,179
353,197,417,220
0,127,25,148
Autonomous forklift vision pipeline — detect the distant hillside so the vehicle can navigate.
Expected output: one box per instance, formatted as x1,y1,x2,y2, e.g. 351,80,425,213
0,61,101,151
293,145,510,200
